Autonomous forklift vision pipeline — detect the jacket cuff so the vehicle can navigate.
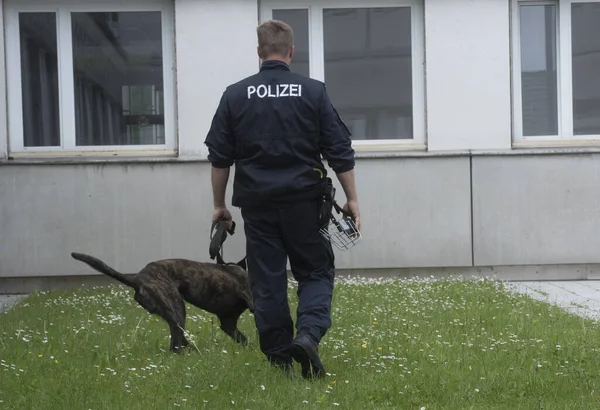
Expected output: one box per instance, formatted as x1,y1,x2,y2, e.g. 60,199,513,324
210,160,234,168
332,162,355,174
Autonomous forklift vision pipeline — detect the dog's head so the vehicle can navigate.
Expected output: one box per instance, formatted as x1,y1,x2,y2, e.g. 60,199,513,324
224,256,247,273
224,256,254,313
234,256,247,271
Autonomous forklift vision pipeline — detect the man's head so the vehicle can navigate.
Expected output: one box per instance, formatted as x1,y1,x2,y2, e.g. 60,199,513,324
257,20,294,64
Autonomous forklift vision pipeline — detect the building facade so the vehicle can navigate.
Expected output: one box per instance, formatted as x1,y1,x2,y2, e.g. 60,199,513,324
2,0,600,291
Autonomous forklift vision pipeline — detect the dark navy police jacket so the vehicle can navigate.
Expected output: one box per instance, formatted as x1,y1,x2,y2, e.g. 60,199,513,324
204,60,355,209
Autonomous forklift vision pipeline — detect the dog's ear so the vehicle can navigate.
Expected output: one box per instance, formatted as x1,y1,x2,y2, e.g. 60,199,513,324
236,256,247,270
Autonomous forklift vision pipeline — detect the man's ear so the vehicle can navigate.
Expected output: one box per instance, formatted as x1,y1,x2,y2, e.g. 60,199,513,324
236,256,247,270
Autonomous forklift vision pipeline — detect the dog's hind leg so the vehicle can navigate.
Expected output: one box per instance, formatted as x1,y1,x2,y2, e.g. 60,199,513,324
164,294,190,353
218,312,248,346
137,285,189,353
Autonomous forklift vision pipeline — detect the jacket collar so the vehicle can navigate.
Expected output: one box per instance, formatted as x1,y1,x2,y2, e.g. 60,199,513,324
260,59,290,71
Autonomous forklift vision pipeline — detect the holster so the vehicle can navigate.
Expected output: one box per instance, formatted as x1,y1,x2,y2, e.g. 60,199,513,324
318,177,336,227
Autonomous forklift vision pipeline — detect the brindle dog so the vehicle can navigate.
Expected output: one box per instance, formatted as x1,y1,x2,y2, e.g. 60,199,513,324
70,252,254,353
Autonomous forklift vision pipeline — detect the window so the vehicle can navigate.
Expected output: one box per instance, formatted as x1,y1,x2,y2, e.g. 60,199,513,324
261,0,425,146
5,0,175,154
512,0,600,142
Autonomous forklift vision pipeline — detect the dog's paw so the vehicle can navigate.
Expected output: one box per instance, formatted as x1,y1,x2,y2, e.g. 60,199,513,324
237,334,249,346
170,344,188,354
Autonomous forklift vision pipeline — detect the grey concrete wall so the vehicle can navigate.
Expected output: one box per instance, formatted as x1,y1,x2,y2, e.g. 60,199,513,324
331,156,472,268
5,153,600,281
0,156,472,278
472,153,600,266
0,161,244,277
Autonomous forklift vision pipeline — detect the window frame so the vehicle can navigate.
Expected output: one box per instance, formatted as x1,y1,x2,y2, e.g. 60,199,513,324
260,0,426,149
4,0,177,155
511,0,600,143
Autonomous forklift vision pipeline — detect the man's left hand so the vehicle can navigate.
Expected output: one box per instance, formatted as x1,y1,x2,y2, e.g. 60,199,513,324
213,206,233,230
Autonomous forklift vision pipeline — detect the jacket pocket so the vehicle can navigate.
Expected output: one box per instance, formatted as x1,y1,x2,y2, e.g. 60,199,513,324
332,106,352,137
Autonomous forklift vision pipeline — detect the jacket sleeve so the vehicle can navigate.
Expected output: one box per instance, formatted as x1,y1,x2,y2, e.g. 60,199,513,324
317,85,356,174
204,90,235,168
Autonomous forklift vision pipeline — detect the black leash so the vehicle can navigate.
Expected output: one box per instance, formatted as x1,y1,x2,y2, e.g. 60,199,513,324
209,218,236,265
331,199,352,220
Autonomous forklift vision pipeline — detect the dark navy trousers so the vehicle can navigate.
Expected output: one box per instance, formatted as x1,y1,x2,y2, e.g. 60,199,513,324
241,199,335,364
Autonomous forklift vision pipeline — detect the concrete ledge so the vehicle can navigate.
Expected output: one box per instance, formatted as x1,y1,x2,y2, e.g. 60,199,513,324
1,264,597,294
5,145,600,166
335,264,593,281
0,294,28,312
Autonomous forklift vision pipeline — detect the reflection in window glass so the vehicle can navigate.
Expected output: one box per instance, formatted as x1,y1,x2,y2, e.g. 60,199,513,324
19,12,60,147
323,7,412,140
519,4,558,137
71,11,165,146
572,3,600,135
272,9,310,77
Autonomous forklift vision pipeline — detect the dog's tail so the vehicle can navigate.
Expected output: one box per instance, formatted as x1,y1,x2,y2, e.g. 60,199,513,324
71,252,138,290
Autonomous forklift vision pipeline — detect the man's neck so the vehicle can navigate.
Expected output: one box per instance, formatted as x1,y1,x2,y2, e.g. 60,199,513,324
262,57,290,65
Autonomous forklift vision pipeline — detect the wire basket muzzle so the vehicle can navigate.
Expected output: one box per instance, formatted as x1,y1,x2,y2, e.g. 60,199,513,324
320,215,362,251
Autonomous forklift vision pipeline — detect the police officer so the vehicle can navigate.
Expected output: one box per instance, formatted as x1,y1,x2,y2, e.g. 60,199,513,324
204,19,360,379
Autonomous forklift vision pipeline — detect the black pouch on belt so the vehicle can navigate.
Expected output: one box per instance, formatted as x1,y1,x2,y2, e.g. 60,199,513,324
318,177,336,227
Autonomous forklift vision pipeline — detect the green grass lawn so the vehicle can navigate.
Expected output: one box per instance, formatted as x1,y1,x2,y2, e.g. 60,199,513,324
1,277,600,410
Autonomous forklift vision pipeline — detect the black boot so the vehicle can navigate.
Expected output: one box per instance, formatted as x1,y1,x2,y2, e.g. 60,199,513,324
268,357,294,378
290,333,325,379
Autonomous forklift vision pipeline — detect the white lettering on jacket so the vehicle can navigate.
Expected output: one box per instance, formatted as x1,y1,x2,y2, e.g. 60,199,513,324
247,84,302,99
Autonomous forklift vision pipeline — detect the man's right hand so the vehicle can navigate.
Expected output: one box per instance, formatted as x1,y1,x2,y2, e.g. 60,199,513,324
342,200,361,231
212,206,233,231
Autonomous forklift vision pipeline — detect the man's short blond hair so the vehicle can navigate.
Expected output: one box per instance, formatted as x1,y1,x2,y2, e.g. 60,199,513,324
257,20,294,59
